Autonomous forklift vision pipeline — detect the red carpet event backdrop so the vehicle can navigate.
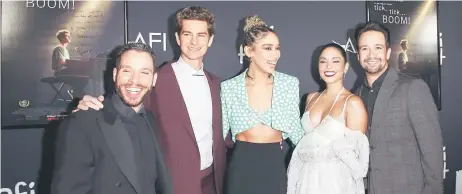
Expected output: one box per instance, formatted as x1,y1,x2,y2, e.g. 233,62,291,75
2,1,462,194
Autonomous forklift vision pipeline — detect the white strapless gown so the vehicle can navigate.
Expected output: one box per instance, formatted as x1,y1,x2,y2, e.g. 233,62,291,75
286,111,370,194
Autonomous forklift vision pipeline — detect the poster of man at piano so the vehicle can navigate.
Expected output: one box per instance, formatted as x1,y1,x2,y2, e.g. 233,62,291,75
367,0,442,110
1,1,125,127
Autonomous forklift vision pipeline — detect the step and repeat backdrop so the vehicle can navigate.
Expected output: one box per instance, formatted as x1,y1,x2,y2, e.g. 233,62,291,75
125,1,365,94
2,1,462,194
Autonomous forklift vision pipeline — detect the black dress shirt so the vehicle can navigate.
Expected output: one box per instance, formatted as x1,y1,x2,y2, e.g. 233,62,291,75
111,94,158,194
358,67,389,137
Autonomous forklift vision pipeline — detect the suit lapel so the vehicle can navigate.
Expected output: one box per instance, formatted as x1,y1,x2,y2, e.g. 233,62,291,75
98,108,141,194
370,68,399,138
165,64,198,144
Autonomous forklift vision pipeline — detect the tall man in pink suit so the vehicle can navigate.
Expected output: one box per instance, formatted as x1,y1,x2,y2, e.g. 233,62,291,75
76,6,226,194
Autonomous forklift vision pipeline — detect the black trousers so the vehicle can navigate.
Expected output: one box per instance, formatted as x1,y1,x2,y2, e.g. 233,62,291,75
225,140,287,194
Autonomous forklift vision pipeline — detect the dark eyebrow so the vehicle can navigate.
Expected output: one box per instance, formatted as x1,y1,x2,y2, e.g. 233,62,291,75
182,31,208,36
359,44,385,48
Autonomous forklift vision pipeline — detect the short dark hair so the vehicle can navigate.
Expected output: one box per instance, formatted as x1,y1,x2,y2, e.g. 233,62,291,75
355,21,390,49
115,43,156,70
319,43,347,64
176,6,215,36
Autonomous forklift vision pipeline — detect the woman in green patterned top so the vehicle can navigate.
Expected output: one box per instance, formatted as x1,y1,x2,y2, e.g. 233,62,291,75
221,15,304,194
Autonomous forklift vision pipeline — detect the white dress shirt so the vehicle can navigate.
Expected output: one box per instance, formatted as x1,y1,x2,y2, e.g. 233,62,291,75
172,57,214,170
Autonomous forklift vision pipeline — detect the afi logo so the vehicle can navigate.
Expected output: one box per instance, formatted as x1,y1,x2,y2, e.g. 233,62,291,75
332,37,357,53
0,181,35,194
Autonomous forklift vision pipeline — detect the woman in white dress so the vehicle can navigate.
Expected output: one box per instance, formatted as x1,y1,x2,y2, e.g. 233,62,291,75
287,43,369,194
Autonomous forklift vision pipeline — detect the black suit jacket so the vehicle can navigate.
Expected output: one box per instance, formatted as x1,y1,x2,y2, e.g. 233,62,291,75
51,97,173,194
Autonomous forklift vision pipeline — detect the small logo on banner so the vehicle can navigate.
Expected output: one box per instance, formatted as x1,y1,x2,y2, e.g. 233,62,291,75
18,100,30,108
439,32,446,66
133,32,168,52
444,146,449,179
332,37,357,54
0,181,35,194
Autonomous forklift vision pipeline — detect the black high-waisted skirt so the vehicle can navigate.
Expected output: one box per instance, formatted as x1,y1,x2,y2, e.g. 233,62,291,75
225,140,288,194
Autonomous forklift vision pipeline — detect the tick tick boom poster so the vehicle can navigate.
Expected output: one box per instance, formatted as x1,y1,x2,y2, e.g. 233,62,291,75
367,1,442,109
1,1,125,127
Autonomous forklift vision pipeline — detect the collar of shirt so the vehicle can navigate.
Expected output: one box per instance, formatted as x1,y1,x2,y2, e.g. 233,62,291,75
111,92,146,119
173,56,205,77
363,66,390,90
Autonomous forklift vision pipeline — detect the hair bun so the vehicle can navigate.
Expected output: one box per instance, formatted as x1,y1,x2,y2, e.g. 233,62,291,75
243,15,266,33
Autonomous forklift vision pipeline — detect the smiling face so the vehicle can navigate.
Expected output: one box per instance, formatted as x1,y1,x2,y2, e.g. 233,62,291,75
245,32,280,75
113,50,157,110
318,46,348,84
175,19,214,65
357,30,391,76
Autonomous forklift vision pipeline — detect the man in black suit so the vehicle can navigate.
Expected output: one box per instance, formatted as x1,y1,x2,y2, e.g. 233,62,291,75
51,43,173,194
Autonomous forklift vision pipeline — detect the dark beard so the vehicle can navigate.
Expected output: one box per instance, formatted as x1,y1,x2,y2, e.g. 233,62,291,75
115,83,150,108
363,58,385,75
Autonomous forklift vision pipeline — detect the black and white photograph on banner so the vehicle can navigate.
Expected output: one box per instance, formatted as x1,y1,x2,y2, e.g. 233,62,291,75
367,0,441,109
1,1,125,127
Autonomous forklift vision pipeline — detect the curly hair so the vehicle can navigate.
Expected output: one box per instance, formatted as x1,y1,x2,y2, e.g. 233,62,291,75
176,6,215,36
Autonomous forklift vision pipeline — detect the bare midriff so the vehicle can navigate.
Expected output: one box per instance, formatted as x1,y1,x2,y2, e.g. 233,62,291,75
235,123,282,143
